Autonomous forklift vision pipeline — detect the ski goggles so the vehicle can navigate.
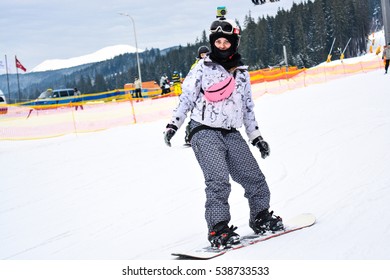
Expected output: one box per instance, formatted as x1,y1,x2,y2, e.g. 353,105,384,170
210,20,240,35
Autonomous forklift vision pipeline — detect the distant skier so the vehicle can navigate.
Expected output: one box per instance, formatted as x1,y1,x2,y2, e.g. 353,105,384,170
160,74,170,95
74,88,83,110
134,77,142,98
190,45,210,70
164,14,283,249
382,42,390,74
171,71,182,95
252,0,279,5
252,0,266,5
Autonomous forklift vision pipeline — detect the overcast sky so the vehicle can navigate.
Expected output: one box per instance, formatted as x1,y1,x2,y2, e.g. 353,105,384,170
1,0,302,73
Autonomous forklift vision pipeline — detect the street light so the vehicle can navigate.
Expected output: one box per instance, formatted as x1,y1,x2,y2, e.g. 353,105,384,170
118,12,142,84
381,0,390,44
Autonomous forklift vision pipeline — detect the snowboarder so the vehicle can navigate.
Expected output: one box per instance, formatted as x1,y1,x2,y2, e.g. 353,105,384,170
164,15,283,249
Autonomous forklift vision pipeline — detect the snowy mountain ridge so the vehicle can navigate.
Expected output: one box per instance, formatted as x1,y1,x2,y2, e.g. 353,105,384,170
31,44,144,72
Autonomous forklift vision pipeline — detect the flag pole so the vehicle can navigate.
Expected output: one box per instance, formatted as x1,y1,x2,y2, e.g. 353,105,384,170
5,55,11,103
15,56,21,103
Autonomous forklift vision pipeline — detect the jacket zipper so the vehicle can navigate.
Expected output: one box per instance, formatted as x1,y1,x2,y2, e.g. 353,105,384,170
202,101,206,120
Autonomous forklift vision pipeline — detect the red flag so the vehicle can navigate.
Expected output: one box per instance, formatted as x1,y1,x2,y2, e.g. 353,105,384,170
15,57,27,72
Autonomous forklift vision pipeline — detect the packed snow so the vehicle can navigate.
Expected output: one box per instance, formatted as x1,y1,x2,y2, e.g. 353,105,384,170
1,55,390,262
30,44,143,72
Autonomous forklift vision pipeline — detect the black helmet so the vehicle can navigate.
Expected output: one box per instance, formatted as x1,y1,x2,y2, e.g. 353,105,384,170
197,46,210,58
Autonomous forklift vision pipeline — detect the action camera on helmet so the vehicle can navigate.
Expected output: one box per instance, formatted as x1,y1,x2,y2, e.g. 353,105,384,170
216,6,227,19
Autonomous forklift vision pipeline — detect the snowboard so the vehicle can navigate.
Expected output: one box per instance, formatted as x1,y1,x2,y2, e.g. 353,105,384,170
172,213,315,260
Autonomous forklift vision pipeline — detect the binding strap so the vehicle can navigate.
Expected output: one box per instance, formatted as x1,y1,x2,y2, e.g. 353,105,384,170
187,124,237,143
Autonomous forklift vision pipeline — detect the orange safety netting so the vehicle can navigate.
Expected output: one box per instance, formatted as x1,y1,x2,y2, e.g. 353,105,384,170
250,66,304,84
0,54,384,140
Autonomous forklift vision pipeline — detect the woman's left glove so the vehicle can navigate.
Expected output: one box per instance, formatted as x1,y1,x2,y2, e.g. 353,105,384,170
164,124,178,147
251,136,270,159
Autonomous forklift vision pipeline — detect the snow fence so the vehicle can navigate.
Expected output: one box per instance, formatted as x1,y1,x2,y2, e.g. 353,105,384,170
0,54,384,140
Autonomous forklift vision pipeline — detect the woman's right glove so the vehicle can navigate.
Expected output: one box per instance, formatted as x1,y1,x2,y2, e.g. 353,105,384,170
164,124,178,147
251,136,270,159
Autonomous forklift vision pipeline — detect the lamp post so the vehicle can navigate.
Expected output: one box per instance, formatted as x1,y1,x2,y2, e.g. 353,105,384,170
119,12,142,84
381,0,390,44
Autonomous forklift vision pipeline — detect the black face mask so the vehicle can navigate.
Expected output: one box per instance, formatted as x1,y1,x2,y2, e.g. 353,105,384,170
209,33,242,70
209,32,239,61
209,52,243,71
211,46,235,60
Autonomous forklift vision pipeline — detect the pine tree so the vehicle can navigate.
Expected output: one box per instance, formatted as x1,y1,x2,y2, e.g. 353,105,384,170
241,13,259,67
94,73,107,92
311,0,328,64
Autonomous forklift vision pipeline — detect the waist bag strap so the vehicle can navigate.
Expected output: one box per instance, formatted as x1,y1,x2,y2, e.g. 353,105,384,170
188,124,237,143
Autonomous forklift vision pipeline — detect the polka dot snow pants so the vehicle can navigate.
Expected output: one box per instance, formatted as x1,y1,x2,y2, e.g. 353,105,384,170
190,123,270,231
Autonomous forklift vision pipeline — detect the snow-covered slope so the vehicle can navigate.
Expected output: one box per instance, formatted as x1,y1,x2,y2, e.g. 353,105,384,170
1,53,389,262
31,44,143,72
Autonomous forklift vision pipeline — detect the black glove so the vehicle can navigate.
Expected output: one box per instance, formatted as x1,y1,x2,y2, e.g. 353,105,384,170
252,136,270,159
164,124,178,147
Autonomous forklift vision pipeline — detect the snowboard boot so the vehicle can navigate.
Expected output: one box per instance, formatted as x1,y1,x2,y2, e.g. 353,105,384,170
208,221,240,249
250,209,284,234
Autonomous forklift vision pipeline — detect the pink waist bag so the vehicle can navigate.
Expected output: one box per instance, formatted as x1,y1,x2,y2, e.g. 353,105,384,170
203,76,236,102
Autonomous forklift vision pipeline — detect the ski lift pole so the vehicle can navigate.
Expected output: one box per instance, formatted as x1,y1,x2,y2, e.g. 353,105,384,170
340,38,351,61
283,45,289,81
327,38,336,63
283,45,288,72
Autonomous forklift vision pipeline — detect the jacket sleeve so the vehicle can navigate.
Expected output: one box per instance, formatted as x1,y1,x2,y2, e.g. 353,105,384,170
241,70,262,141
168,63,203,129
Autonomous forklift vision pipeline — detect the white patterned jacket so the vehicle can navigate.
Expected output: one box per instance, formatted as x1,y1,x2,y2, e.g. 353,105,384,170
168,56,262,141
